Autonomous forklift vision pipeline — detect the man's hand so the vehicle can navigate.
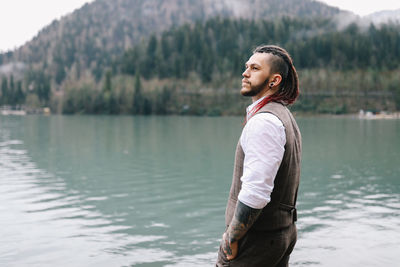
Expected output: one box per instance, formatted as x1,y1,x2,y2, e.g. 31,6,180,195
222,201,262,261
222,232,238,260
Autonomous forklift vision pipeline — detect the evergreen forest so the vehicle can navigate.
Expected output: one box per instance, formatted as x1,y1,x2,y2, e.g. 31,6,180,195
1,16,400,115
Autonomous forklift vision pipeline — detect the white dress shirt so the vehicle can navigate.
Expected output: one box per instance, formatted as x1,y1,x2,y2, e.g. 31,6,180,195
237,97,286,209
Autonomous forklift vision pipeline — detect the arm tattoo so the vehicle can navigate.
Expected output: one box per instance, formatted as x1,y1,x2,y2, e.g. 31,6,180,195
227,201,262,244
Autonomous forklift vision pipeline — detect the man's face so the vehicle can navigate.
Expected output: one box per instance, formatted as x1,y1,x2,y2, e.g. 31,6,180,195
241,53,272,97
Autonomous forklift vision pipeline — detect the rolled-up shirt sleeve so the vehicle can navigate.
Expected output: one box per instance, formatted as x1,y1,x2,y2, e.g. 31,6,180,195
237,113,286,209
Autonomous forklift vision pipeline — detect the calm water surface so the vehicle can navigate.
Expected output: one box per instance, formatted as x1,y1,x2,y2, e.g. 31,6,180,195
1,115,399,266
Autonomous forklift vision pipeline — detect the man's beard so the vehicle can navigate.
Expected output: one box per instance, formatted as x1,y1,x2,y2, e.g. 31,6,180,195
241,77,270,97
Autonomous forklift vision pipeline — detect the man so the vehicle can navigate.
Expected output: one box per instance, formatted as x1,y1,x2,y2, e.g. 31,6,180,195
216,45,302,267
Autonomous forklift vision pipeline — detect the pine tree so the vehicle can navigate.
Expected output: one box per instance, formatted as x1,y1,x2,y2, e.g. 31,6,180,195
8,75,16,105
1,77,8,105
133,72,143,114
104,70,112,92
143,35,158,79
16,81,25,105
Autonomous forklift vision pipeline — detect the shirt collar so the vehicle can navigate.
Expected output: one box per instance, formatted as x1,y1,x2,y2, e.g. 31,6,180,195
246,95,267,116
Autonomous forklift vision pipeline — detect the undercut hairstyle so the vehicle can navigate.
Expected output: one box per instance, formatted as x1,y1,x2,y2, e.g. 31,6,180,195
253,45,299,105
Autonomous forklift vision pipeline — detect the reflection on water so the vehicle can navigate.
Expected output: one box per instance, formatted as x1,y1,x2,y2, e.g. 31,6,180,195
293,117,400,267
0,136,173,266
1,115,400,266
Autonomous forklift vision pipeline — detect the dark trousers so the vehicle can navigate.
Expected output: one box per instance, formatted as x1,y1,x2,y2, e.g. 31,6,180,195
216,223,297,267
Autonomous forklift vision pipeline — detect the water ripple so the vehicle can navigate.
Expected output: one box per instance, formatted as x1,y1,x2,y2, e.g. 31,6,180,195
0,133,171,266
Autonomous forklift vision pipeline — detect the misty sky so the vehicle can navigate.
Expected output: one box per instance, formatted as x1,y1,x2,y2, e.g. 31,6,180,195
0,0,400,52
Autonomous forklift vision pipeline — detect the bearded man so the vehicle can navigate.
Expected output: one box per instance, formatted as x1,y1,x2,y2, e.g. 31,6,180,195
216,45,302,267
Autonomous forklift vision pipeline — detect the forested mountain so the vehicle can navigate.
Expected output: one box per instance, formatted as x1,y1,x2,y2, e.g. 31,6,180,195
0,0,345,82
1,0,399,115
121,18,400,80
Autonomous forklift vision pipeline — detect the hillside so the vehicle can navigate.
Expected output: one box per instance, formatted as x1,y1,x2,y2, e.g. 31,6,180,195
2,0,399,115
0,0,346,81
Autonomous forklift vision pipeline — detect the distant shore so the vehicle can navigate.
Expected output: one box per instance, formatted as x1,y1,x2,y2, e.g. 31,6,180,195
2,104,400,120
293,110,400,119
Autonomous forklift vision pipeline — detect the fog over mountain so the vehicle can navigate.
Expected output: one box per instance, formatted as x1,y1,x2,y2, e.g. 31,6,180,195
365,8,400,25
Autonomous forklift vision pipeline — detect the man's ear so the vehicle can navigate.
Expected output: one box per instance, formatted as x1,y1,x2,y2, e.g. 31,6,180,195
270,74,282,88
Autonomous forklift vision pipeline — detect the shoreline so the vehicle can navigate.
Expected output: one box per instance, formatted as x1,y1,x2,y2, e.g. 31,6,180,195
1,105,399,119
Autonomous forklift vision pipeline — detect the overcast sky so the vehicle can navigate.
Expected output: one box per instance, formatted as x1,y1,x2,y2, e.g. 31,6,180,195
0,0,400,52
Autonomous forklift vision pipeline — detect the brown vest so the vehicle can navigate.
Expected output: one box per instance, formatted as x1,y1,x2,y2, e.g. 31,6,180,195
225,102,302,231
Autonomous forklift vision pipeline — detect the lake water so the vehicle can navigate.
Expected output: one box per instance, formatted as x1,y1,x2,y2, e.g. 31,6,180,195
1,115,399,266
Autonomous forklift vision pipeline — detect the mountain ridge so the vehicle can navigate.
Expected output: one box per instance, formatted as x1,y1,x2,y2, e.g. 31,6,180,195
0,1,399,115
365,8,400,24
1,0,347,71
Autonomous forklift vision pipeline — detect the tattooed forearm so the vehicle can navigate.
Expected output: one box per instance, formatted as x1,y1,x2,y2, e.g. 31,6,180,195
222,201,262,258
226,201,262,244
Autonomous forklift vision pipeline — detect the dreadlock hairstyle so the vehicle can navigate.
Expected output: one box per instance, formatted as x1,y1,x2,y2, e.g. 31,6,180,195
246,45,299,122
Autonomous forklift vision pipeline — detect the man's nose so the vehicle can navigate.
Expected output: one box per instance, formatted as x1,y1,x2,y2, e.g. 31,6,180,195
242,69,250,77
